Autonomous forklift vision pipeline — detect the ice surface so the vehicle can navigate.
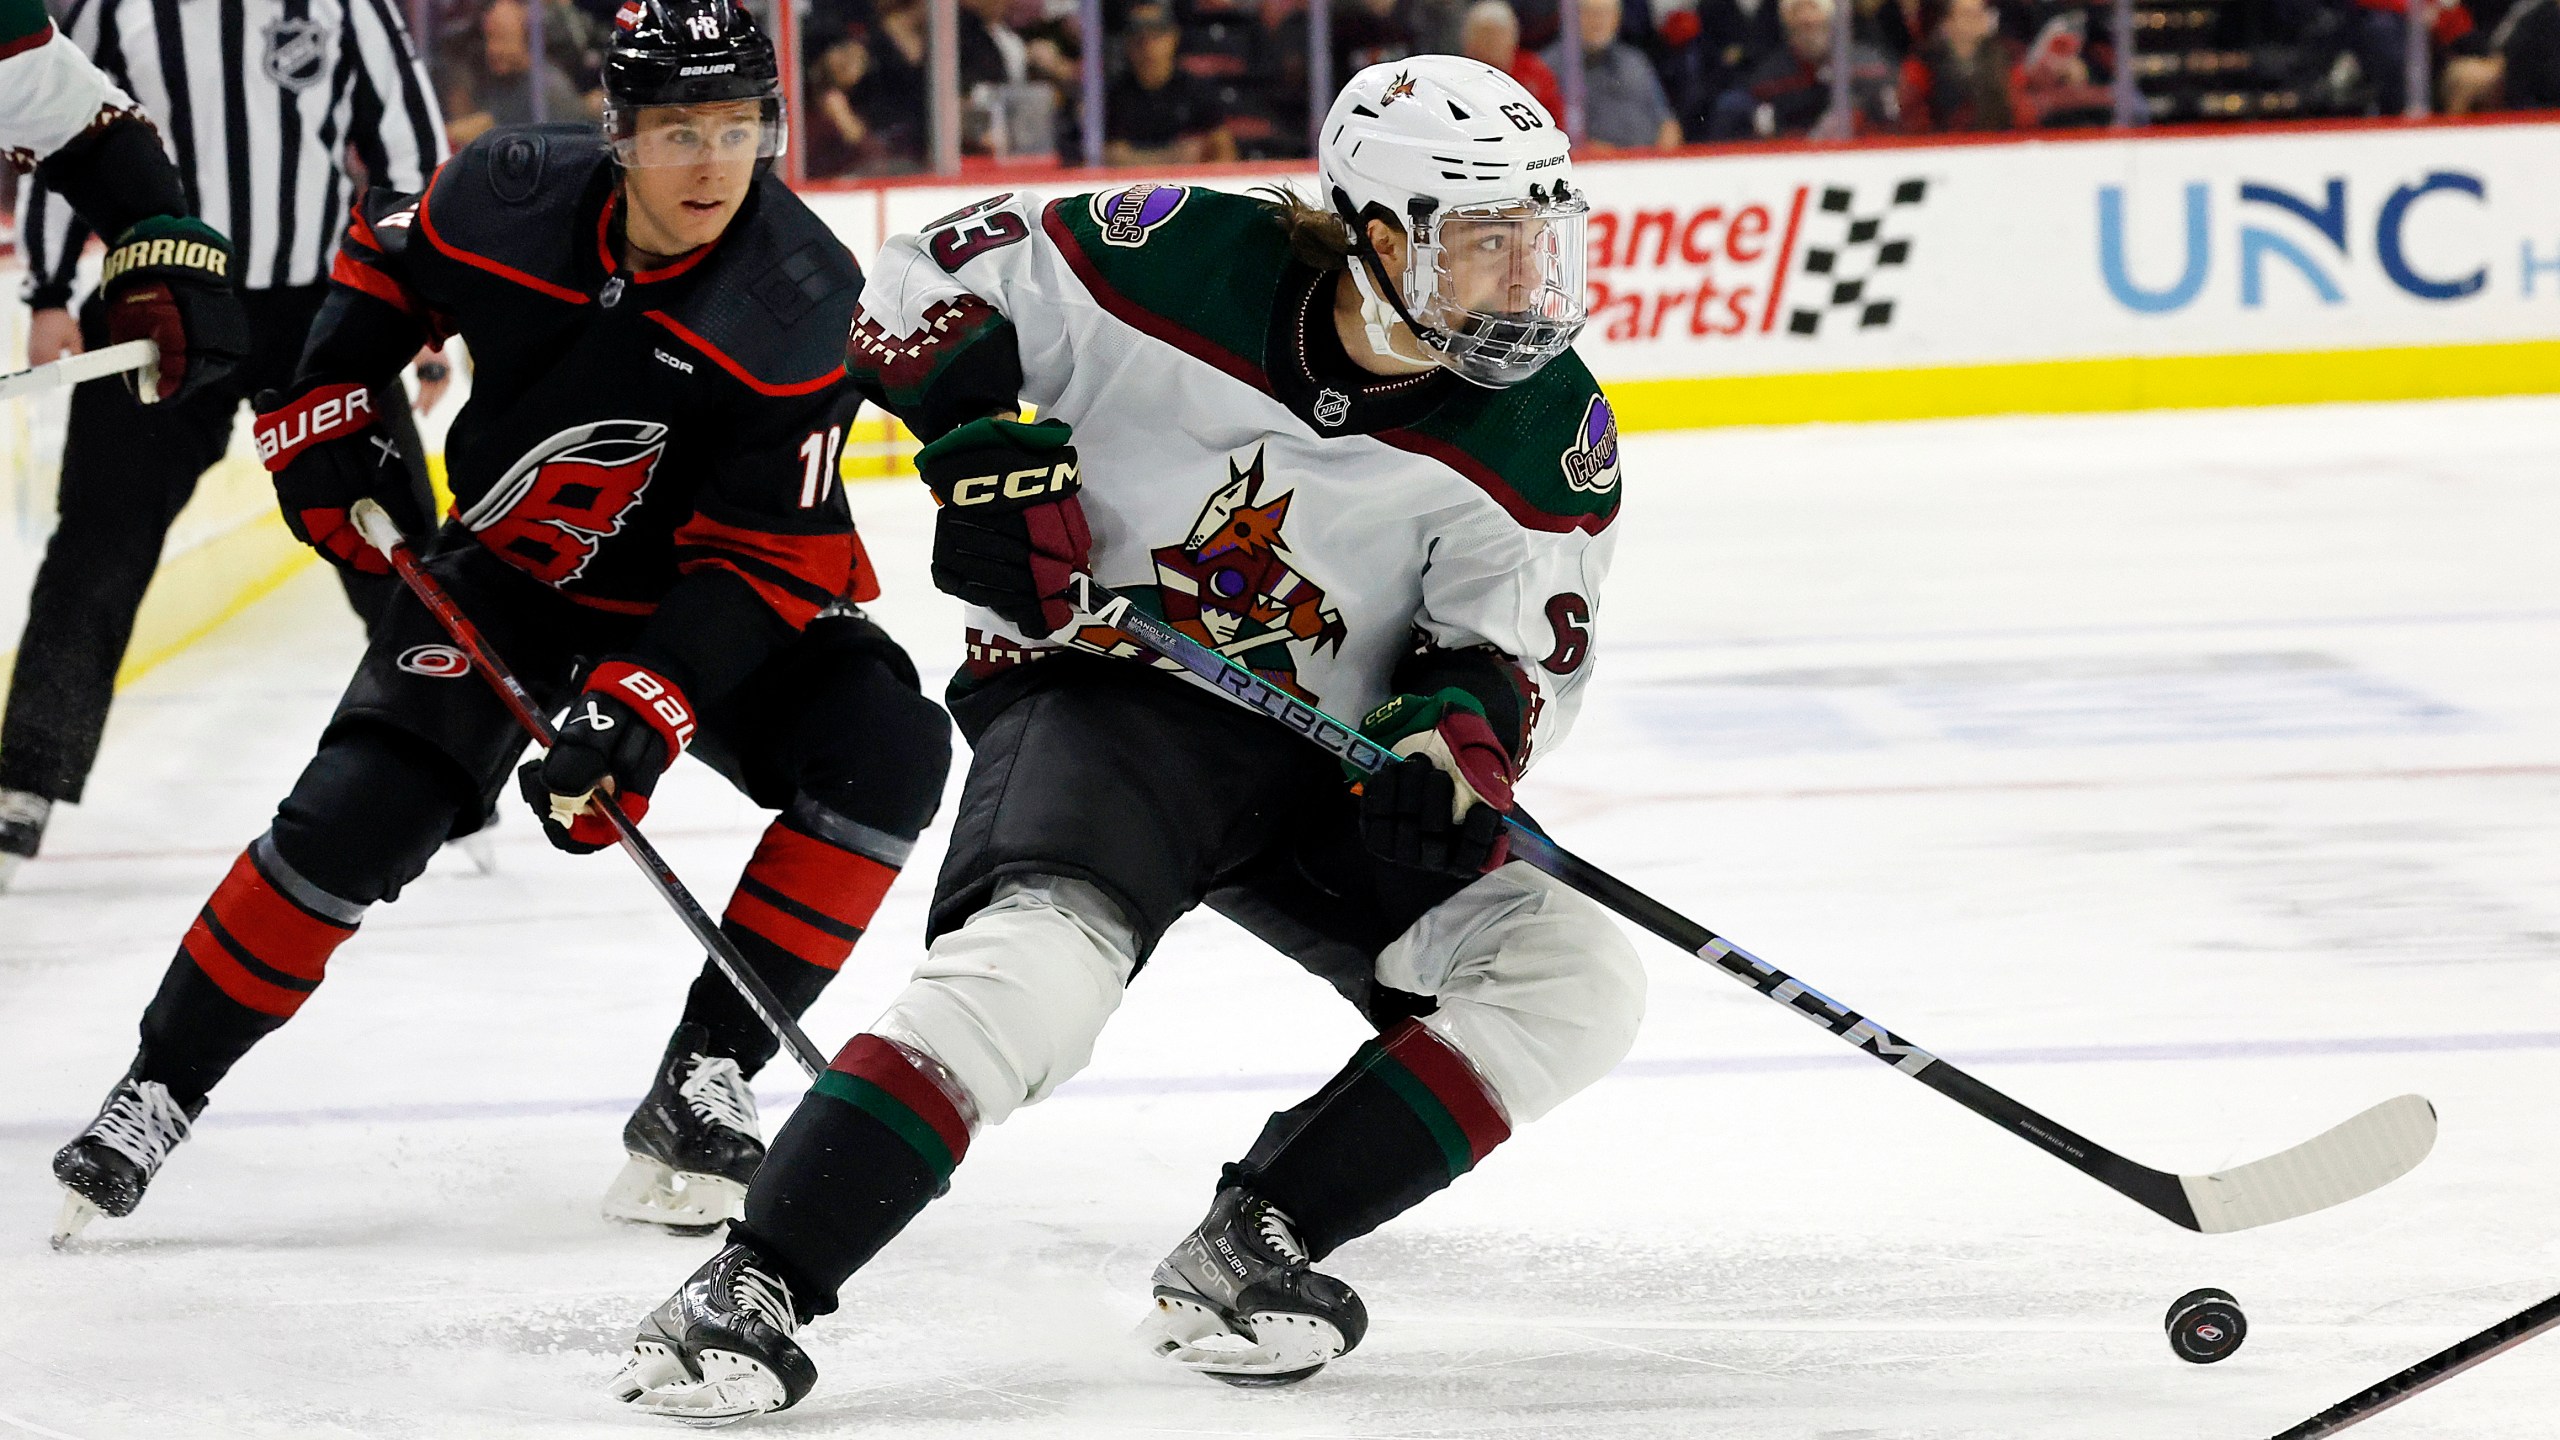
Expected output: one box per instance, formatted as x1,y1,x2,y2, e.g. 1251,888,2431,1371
2,398,2556,1438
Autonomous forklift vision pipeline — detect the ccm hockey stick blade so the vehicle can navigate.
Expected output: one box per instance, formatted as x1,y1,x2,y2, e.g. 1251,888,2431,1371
349,500,829,1079
1062,572,2438,1233
2272,1289,2560,1438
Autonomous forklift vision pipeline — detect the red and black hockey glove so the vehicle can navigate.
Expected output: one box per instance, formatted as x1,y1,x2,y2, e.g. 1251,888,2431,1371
1351,688,1517,876
914,416,1091,638
253,382,407,575
99,216,251,404
518,660,697,854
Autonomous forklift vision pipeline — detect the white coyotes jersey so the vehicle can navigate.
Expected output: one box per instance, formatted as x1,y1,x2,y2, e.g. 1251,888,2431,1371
0,25,136,172
858,183,1623,766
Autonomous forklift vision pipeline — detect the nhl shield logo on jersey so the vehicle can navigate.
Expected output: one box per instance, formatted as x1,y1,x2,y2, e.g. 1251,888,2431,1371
262,18,333,90
1089,184,1190,248
1560,394,1621,495
1069,447,1346,700
460,419,671,586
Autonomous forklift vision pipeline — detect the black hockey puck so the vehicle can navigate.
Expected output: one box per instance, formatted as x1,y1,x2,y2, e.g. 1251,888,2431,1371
2165,1287,2247,1364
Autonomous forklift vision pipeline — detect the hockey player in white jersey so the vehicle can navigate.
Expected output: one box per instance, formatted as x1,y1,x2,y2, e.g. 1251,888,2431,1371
612,56,1647,1422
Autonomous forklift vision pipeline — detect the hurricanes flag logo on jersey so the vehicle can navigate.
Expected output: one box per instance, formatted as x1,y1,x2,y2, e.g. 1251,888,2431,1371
461,419,669,586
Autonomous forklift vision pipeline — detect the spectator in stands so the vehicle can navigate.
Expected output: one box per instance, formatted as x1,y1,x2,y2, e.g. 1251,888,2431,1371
2352,0,2476,113
443,0,596,146
1104,3,1239,163
1461,0,1566,118
810,34,875,177
1897,0,2021,128
1335,0,1419,86
1541,0,1683,147
1710,0,1897,135
1658,0,1777,137
2443,0,2560,107
832,0,930,171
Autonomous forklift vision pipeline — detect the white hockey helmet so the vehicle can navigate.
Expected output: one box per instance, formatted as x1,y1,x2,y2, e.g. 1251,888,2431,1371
1317,56,1589,388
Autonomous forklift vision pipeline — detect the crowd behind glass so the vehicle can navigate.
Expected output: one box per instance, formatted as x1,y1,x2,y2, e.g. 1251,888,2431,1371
8,0,2559,185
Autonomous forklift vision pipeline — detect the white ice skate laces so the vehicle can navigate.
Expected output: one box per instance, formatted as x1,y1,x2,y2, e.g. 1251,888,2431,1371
678,1055,758,1136
1255,1204,1309,1266
89,1080,194,1171
731,1261,797,1335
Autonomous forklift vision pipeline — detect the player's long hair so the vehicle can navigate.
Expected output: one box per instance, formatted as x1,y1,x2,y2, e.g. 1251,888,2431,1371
1253,185,1356,271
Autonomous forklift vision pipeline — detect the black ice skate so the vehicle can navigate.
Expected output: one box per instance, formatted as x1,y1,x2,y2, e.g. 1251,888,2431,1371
603,1023,764,1233
51,1071,203,1245
611,1242,817,1424
0,788,50,892
1137,1186,1370,1386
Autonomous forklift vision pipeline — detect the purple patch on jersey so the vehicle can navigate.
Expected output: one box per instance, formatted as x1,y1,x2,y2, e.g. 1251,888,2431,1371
1560,394,1620,495
1090,183,1191,248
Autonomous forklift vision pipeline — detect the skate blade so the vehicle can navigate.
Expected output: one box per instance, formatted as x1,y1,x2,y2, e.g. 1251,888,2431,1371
0,851,25,893
602,1155,745,1235
1137,1291,1341,1387
450,831,498,876
50,1189,101,1249
612,1340,789,1426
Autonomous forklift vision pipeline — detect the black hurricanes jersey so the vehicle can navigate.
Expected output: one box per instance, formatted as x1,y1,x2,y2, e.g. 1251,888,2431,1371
305,124,874,632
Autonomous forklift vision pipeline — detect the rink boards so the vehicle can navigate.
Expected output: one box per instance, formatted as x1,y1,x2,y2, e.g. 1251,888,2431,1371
805,117,2560,431
5,117,2558,688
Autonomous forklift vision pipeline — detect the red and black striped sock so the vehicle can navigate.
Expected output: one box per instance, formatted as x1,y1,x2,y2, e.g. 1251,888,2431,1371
137,835,366,1108
683,802,907,1076
733,1032,972,1317
1222,1019,1513,1261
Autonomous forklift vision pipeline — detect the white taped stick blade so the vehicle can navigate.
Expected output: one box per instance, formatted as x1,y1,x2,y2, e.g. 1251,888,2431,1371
2181,1094,2437,1234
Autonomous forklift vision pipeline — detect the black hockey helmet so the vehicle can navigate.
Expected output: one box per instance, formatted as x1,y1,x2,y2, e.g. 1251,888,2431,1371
602,0,787,166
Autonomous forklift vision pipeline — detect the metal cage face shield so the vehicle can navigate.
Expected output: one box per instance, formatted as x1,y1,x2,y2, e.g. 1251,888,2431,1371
1401,193,1590,387
606,99,786,168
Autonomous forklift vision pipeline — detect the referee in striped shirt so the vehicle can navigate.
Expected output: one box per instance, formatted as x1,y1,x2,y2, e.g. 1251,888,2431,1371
3,0,450,878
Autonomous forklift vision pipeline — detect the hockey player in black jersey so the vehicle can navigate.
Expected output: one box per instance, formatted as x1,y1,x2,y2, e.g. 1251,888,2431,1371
49,0,950,1244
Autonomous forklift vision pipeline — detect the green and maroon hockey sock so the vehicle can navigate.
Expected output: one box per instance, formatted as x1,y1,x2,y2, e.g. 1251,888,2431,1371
733,1032,973,1317
1223,1018,1513,1260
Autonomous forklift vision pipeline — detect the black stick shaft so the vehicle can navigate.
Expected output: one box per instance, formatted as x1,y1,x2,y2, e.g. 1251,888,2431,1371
354,503,829,1080
2272,1291,2560,1439
1062,573,2201,1229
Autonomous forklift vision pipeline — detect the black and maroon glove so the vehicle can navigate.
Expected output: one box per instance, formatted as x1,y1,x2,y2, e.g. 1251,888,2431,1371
1352,688,1518,876
518,660,696,854
914,416,1091,638
99,216,251,404
252,382,405,574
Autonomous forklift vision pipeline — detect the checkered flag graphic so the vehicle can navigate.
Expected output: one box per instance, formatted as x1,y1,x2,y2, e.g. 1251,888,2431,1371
1786,178,1928,337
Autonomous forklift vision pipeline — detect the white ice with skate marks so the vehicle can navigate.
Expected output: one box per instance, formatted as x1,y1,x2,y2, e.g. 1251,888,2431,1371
1,397,2557,1437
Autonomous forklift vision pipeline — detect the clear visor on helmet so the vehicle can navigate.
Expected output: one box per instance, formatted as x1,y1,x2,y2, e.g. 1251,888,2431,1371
1400,194,1589,387
606,98,786,168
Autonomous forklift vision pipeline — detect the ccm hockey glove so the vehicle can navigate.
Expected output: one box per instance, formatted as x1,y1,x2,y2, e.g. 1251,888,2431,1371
99,216,250,404
914,416,1090,638
518,660,697,854
253,382,404,575
1352,688,1517,876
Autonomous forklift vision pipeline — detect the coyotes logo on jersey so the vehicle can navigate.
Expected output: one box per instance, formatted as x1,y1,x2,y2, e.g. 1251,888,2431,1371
1071,445,1347,700
461,420,669,586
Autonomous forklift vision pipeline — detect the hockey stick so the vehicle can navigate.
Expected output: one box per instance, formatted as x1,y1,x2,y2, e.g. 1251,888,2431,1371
0,339,157,403
349,499,829,1080
2270,1289,2560,1438
1059,572,2437,1234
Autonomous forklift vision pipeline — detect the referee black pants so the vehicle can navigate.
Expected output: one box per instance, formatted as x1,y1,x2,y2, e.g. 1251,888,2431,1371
0,285,431,803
